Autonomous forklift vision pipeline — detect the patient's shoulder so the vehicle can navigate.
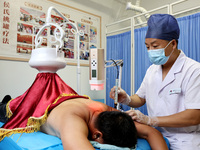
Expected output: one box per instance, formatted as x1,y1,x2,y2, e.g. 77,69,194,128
43,99,90,136
46,99,113,128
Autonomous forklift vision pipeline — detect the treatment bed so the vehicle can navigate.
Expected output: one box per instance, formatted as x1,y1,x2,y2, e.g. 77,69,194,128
0,122,169,150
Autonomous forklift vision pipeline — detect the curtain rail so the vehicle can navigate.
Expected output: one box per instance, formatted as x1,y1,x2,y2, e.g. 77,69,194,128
106,26,131,35
170,0,187,6
106,17,131,27
172,6,200,16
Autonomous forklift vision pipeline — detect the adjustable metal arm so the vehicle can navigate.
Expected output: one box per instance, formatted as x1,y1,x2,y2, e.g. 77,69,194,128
105,59,123,110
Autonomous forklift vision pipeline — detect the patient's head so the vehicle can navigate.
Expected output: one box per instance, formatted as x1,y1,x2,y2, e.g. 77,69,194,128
93,111,137,148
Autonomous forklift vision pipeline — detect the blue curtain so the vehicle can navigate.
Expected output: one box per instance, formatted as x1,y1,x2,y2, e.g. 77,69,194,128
106,12,200,113
134,26,149,115
106,31,131,111
177,12,200,62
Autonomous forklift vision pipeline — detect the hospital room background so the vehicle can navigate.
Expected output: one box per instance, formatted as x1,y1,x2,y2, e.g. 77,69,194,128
1,0,200,112
0,0,200,149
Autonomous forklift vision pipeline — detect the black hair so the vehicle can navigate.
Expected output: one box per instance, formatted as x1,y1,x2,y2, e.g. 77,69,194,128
95,111,137,148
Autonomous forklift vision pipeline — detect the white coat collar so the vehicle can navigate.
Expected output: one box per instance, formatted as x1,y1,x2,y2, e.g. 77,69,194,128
158,50,186,92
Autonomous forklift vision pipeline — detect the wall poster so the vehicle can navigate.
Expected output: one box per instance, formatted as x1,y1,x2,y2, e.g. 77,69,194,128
0,0,101,66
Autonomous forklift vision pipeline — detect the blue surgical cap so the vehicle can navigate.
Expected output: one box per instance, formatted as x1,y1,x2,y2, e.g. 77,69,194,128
145,14,180,41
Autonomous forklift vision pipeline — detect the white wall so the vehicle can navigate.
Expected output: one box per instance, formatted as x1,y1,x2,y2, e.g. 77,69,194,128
0,59,104,100
0,0,113,102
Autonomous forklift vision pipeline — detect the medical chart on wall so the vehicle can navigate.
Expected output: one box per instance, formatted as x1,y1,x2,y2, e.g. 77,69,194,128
0,0,101,64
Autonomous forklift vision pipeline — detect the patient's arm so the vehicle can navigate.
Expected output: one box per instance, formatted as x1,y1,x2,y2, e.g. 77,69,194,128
135,122,168,150
62,115,94,150
44,100,96,150
59,113,95,150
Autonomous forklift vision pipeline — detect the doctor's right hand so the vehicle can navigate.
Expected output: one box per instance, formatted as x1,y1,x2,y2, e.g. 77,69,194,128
109,86,131,105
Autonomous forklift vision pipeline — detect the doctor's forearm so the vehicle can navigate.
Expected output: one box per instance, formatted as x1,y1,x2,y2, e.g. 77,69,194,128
128,94,146,108
157,109,200,127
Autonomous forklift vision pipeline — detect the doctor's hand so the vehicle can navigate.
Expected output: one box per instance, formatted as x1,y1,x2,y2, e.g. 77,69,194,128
126,110,159,127
109,86,131,105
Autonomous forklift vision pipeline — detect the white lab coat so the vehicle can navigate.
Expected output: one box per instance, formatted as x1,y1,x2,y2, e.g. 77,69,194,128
136,50,200,150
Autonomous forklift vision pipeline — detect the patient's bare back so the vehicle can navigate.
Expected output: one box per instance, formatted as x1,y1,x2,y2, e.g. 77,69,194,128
40,98,111,149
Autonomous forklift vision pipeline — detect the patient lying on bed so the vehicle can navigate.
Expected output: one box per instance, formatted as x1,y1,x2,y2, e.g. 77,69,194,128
0,96,168,150
0,73,168,150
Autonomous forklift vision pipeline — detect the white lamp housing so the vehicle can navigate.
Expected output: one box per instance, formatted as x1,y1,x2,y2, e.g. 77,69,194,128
29,47,66,73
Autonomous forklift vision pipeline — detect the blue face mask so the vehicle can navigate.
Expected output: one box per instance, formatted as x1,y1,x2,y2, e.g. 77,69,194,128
148,41,173,65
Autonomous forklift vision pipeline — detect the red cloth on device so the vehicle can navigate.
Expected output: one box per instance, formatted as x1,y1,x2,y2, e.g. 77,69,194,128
0,73,89,140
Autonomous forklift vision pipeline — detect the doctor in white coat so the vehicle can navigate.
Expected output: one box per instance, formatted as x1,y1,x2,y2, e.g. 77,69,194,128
110,14,200,150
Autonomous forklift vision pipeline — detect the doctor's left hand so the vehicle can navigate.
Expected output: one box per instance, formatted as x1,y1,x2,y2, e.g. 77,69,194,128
126,110,159,127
